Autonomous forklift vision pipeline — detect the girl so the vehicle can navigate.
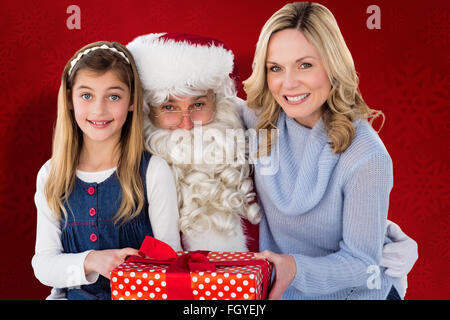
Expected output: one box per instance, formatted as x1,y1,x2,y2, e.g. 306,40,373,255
243,2,417,299
32,41,181,300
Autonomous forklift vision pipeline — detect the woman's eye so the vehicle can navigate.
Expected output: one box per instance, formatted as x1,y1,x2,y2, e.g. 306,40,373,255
269,66,281,72
81,93,92,100
109,94,120,101
300,63,312,69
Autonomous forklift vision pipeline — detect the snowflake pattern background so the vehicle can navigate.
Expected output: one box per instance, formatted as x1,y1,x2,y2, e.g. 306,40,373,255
0,0,448,299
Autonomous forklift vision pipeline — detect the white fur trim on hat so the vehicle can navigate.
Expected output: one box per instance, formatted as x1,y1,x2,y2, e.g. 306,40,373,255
127,33,236,97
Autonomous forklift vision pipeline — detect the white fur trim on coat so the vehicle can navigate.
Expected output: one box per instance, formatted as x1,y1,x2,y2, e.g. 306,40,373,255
127,33,235,94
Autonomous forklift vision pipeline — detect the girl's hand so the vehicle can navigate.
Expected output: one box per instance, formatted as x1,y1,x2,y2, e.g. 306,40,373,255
84,248,140,279
254,250,297,300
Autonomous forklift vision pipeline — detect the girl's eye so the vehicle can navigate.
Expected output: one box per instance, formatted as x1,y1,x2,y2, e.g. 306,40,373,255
81,93,92,100
269,66,281,72
109,95,120,101
300,62,312,69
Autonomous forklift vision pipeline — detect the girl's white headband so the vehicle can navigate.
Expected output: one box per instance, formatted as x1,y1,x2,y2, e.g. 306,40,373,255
68,44,130,76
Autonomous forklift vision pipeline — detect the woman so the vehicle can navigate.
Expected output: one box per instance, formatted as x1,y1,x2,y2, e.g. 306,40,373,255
243,2,416,299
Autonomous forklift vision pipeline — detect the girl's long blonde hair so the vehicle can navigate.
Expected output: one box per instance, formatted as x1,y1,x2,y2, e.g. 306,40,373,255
46,41,146,224
243,2,384,156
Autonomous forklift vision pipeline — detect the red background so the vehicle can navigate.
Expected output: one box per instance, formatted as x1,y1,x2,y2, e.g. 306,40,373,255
0,0,448,299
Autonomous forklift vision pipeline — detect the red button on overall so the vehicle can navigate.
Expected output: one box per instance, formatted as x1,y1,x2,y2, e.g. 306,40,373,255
87,187,95,195
89,233,97,242
89,208,96,216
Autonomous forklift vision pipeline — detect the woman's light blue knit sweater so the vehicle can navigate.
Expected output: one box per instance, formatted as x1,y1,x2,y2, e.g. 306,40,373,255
242,106,401,300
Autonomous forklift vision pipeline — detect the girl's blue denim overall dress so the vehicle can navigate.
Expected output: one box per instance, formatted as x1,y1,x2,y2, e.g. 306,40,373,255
61,152,154,300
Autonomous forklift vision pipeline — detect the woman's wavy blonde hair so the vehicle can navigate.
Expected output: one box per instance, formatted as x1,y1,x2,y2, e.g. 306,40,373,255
243,2,384,155
46,41,146,224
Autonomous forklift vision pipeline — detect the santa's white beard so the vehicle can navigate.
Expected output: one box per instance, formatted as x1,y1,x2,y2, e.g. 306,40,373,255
144,100,260,251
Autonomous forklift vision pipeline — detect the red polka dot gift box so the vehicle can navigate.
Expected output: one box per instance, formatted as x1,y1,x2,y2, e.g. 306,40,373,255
110,236,272,300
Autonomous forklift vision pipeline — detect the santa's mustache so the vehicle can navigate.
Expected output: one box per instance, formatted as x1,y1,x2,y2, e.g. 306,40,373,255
158,125,248,165
143,105,250,164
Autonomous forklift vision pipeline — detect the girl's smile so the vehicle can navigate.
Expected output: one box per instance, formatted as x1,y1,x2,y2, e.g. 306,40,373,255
87,119,114,128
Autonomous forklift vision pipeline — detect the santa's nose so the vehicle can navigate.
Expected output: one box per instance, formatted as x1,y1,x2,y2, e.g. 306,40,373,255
177,114,194,130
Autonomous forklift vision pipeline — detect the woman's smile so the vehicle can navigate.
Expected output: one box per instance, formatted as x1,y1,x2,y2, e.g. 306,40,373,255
283,93,311,104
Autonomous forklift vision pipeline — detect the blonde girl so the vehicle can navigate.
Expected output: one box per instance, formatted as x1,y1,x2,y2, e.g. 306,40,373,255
32,41,181,300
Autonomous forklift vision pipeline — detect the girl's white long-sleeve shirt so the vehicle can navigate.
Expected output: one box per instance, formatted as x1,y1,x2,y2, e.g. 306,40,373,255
31,155,181,299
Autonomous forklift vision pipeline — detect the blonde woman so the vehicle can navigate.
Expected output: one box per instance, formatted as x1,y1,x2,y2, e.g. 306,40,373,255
32,41,181,300
244,2,418,299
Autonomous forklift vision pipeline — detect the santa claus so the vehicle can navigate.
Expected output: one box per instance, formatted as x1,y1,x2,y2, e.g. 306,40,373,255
127,33,261,252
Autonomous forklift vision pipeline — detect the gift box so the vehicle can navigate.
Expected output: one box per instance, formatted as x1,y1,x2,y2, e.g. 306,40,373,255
110,237,272,300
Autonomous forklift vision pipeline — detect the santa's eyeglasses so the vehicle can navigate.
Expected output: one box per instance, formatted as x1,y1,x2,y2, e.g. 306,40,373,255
153,105,215,127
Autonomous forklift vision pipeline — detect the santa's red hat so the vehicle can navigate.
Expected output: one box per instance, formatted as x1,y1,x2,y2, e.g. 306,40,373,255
127,33,239,106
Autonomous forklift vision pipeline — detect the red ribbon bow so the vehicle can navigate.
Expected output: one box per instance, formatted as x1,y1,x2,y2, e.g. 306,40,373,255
137,235,178,261
126,236,270,300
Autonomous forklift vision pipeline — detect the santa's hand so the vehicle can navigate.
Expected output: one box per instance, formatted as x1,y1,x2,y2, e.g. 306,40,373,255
380,221,418,278
254,250,297,300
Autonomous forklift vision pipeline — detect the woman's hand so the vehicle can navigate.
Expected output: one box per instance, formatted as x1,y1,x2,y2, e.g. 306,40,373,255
254,250,297,300
84,248,140,279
